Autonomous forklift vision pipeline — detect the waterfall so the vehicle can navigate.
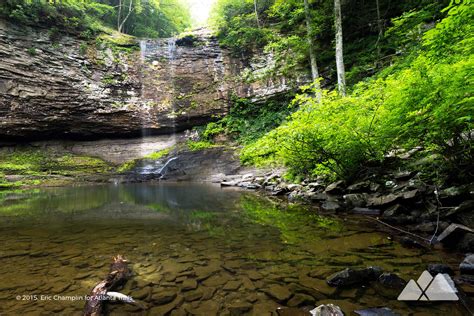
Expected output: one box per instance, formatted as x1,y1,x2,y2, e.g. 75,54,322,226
133,36,179,180
158,157,178,179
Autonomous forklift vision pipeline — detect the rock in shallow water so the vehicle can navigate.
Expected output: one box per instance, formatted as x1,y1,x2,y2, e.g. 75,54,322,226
354,307,400,316
263,284,292,302
460,254,474,275
310,304,344,316
327,267,383,288
378,273,406,289
427,263,454,276
151,290,177,305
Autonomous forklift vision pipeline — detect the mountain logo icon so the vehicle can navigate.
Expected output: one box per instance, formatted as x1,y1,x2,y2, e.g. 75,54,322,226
398,270,458,301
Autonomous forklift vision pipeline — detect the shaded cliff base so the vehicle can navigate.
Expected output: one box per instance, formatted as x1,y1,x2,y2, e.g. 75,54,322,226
0,133,256,190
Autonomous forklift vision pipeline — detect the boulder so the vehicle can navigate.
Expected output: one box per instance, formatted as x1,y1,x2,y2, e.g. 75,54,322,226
352,207,380,216
221,181,239,187
394,171,416,180
354,307,400,316
401,189,419,200
347,181,370,192
367,194,399,207
309,304,344,316
309,193,331,201
459,233,474,252
436,223,474,248
308,182,325,191
326,267,383,288
272,188,288,196
325,181,345,195
264,173,281,184
427,264,454,276
321,201,342,212
343,194,367,207
378,273,406,289
288,184,303,191
370,182,381,192
382,204,405,218
460,254,474,275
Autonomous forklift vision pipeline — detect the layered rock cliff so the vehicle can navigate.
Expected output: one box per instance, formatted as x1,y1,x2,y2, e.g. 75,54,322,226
0,21,300,140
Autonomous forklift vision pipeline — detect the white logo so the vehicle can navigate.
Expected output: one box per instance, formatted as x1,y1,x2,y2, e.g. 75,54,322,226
398,270,458,301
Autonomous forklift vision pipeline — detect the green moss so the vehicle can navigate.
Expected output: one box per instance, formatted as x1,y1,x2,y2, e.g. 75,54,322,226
186,140,215,151
0,148,112,185
117,160,137,173
116,148,172,173
144,148,171,160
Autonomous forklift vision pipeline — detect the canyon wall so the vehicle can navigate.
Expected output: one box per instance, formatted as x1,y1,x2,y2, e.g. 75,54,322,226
0,22,301,141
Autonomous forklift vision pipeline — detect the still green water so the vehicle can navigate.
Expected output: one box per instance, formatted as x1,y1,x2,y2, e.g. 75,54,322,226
0,183,469,315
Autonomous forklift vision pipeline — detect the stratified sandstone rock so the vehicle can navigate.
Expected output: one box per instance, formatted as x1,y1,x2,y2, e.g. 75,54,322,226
0,22,303,140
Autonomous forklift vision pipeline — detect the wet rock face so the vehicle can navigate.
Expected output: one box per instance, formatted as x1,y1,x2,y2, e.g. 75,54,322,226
0,24,299,140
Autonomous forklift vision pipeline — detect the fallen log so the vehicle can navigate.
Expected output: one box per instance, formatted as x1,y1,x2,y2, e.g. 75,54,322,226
83,255,131,316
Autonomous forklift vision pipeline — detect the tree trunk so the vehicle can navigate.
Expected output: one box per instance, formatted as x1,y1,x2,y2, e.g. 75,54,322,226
254,0,260,27
375,0,383,64
334,0,346,96
118,0,134,34
117,0,122,32
303,0,322,101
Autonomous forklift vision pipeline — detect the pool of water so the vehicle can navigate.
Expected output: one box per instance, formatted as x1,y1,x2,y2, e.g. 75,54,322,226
0,183,469,315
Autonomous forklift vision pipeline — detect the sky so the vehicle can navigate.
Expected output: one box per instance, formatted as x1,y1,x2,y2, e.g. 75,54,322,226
186,0,216,27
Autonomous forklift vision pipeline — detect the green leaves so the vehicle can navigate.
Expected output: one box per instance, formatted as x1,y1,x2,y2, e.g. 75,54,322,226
241,1,473,181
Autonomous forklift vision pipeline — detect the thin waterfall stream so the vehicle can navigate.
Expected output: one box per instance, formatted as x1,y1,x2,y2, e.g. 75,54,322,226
134,36,181,180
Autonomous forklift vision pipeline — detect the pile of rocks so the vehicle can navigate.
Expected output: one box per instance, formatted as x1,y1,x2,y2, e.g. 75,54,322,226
220,171,474,252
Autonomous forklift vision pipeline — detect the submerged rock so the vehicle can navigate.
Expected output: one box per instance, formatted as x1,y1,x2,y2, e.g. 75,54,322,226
326,267,383,288
228,302,253,315
399,236,426,249
263,284,292,302
460,254,474,275
310,304,344,316
276,307,312,316
377,273,406,289
287,293,315,307
151,290,177,305
427,264,454,276
354,307,399,316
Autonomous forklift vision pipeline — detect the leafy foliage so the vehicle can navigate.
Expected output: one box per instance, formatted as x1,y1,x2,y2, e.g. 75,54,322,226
242,1,473,181
201,95,294,144
0,0,191,38
211,0,451,84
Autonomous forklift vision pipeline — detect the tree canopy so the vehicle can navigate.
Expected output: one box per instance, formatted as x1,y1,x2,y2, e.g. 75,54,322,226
0,0,192,38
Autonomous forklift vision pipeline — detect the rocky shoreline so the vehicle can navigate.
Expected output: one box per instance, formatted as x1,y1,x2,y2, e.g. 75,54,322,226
216,160,474,298
218,170,474,251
